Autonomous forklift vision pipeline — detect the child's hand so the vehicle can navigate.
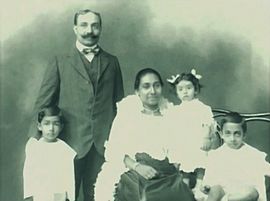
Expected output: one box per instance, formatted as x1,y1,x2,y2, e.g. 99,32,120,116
54,192,67,201
192,187,207,201
200,185,211,194
201,138,212,151
134,163,158,180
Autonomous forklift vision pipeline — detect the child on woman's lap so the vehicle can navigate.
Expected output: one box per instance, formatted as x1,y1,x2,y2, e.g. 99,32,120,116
167,69,218,190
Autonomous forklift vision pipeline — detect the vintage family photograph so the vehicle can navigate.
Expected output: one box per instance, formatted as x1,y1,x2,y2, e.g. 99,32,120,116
1,0,270,201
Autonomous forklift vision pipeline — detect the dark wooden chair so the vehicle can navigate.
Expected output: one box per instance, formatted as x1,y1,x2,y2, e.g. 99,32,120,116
211,109,270,147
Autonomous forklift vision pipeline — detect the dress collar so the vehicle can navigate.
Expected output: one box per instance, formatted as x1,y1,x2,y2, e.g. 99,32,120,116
141,106,162,116
180,98,200,106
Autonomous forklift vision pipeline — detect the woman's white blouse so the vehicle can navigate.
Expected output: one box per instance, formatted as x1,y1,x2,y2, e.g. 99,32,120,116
95,95,175,201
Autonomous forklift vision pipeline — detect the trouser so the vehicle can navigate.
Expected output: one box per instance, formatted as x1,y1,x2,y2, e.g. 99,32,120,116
74,145,105,201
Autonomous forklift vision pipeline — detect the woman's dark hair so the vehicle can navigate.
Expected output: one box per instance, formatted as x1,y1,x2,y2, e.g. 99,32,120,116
134,68,164,90
172,73,202,93
220,112,247,133
38,106,64,124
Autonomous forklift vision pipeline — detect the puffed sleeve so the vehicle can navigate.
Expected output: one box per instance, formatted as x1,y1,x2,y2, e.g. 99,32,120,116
23,138,39,199
95,98,131,201
260,152,270,177
203,105,214,125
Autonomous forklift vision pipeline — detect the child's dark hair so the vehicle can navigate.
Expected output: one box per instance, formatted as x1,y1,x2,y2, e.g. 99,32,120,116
220,112,247,133
171,72,202,93
134,68,164,90
38,105,64,124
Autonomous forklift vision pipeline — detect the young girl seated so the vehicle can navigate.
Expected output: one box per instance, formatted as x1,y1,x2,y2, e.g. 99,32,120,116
23,106,76,201
202,112,270,201
167,69,218,188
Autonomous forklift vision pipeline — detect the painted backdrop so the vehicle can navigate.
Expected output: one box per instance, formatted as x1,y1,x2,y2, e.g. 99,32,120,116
1,1,269,201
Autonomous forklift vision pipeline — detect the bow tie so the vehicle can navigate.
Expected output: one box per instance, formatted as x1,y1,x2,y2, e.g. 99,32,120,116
82,46,100,55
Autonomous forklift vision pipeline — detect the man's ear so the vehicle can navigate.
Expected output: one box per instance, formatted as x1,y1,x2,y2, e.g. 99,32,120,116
73,26,77,34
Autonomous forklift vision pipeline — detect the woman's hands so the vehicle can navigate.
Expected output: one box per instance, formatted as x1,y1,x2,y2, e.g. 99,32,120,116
124,155,158,180
134,163,158,180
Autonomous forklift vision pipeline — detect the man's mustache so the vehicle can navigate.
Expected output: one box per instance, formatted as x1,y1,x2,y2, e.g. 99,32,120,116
81,34,99,39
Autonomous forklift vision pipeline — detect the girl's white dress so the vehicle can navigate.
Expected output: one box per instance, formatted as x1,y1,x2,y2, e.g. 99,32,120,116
23,137,76,201
168,98,215,172
203,143,270,201
94,95,176,201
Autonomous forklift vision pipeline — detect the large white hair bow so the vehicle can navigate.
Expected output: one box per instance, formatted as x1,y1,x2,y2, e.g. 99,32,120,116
167,74,180,84
191,69,202,80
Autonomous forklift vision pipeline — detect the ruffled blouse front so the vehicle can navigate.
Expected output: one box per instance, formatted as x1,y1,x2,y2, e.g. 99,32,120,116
95,95,175,201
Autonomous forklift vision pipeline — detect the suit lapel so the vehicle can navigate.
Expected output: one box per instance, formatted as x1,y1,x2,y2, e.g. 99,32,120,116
98,49,109,81
68,47,90,82
67,47,110,82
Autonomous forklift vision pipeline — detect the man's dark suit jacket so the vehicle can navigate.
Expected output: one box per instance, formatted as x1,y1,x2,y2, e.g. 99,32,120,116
29,47,124,158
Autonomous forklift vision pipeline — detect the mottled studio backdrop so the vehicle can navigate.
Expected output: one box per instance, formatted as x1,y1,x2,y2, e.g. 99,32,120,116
1,0,270,201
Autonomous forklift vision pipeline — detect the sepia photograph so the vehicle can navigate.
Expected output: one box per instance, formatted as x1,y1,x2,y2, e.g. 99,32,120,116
1,0,270,201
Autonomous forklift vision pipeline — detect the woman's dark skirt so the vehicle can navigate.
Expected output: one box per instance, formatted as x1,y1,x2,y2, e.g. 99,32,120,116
114,153,195,201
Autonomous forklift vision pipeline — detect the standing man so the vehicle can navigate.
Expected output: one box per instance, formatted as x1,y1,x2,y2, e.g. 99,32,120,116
29,9,124,201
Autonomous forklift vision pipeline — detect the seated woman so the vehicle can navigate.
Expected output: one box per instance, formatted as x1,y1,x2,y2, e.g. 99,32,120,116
95,68,195,201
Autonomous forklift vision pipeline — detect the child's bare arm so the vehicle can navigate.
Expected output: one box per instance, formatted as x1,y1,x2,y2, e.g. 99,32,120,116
264,161,270,177
200,124,212,151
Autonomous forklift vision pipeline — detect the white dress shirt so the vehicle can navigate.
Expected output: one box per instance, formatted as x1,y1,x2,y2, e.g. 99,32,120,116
76,40,98,62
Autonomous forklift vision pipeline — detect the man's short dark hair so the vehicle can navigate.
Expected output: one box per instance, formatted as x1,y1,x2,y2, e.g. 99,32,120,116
74,9,102,26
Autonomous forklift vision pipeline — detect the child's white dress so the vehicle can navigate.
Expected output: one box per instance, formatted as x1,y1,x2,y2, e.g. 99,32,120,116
23,137,76,201
168,98,214,172
203,143,270,201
